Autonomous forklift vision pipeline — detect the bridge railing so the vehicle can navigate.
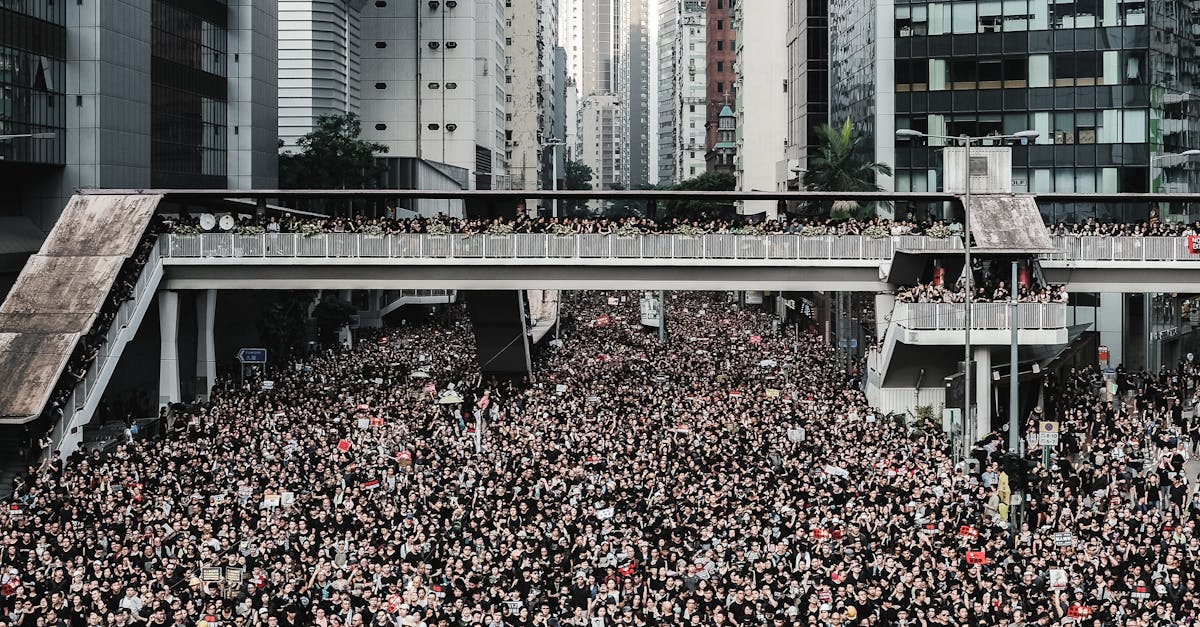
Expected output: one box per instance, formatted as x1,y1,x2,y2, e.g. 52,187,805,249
1047,235,1197,261
162,232,964,260
895,302,1067,331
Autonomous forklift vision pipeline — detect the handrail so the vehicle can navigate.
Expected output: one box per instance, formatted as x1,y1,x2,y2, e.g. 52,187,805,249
49,243,164,457
893,302,1067,331
162,233,964,261
162,233,1200,263
1047,235,1198,262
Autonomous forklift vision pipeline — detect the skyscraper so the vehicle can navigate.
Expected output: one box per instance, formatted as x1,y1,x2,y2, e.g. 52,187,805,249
278,1,365,149
734,0,787,217
657,0,707,184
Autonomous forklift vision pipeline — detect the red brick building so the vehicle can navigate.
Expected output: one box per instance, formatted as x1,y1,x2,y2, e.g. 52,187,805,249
704,0,736,153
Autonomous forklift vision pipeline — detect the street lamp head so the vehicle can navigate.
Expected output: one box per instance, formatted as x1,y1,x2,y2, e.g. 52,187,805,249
895,129,925,139
31,132,56,139
1011,130,1039,140
1181,149,1200,156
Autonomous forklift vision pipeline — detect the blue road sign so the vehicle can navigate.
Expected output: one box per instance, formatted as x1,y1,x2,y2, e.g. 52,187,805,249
237,348,268,364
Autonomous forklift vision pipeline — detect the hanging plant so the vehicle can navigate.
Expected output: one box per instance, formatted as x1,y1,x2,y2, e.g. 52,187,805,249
361,224,385,236
426,220,451,236
801,224,828,237
862,224,890,239
172,224,202,235
613,224,643,237
674,225,705,237
236,225,266,235
926,224,952,239
486,222,515,235
298,222,325,238
550,223,577,236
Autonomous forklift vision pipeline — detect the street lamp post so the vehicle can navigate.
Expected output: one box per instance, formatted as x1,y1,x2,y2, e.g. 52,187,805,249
895,128,1038,462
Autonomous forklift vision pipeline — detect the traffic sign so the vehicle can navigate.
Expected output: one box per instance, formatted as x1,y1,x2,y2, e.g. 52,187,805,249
1038,421,1060,447
237,348,268,364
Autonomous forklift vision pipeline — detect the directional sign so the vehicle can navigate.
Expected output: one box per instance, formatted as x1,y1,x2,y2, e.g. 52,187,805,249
237,348,268,364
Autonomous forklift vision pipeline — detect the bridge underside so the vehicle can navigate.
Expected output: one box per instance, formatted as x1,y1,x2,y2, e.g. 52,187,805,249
161,262,888,292
1042,264,1200,292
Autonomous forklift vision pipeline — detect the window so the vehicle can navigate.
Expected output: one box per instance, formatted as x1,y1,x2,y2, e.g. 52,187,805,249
716,61,723,72
505,37,512,45
375,123,387,130
717,41,724,51
375,1,386,6
375,42,387,48
717,82,724,93
375,82,387,89
717,20,724,29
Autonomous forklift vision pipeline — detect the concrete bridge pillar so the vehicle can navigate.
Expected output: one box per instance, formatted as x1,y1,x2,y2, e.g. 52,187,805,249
158,290,180,408
195,289,217,399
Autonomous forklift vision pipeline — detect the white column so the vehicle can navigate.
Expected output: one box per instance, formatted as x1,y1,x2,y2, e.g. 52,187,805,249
973,346,992,444
875,293,896,341
158,290,180,408
195,289,217,399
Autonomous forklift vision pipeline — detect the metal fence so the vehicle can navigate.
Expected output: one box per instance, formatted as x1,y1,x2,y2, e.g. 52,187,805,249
1047,235,1198,261
895,302,1067,331
162,233,963,260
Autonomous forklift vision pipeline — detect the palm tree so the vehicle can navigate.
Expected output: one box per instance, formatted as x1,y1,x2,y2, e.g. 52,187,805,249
802,118,893,218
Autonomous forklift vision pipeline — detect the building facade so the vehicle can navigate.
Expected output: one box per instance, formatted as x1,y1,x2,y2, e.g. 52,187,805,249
657,0,707,184
704,0,736,156
278,0,365,149
357,0,507,191
504,0,559,194
780,0,828,190
833,0,1200,223
0,0,277,236
617,0,651,188
734,0,787,217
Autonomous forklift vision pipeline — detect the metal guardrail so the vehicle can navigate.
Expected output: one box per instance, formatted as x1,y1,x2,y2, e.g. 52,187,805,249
1047,235,1198,261
162,233,1200,263
895,302,1067,331
161,233,963,260
49,244,163,454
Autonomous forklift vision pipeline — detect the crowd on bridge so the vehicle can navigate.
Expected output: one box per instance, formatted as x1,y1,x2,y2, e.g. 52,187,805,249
6,290,1200,627
164,213,962,239
1049,219,1200,238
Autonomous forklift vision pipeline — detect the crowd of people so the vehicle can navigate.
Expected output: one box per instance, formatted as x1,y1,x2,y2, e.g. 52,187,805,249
895,262,1069,305
1049,220,1200,238
163,213,960,239
5,289,1200,626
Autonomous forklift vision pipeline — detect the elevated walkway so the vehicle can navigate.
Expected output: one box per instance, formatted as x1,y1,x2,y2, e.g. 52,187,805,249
0,195,162,427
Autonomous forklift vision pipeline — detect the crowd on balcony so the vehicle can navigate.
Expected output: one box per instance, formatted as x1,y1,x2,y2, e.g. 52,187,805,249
1049,219,1200,237
163,213,963,239
5,290,1200,626
895,263,1068,305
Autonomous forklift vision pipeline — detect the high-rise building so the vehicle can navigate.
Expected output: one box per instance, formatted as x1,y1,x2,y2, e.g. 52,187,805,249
618,0,652,188
0,0,278,244
278,1,365,149
570,0,650,191
656,0,707,184
832,0,1200,222
734,0,787,217
504,0,560,196
357,0,507,194
780,0,828,191
704,0,736,157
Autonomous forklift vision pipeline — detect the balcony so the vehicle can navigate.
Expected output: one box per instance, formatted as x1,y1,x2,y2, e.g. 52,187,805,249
891,302,1068,346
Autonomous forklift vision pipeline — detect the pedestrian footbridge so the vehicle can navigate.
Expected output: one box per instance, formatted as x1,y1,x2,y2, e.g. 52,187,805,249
4,190,1200,460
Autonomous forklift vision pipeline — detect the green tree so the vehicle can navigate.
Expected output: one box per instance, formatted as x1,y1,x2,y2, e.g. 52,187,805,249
257,291,316,359
802,118,893,218
313,295,358,346
563,159,594,216
662,172,737,220
279,113,388,213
